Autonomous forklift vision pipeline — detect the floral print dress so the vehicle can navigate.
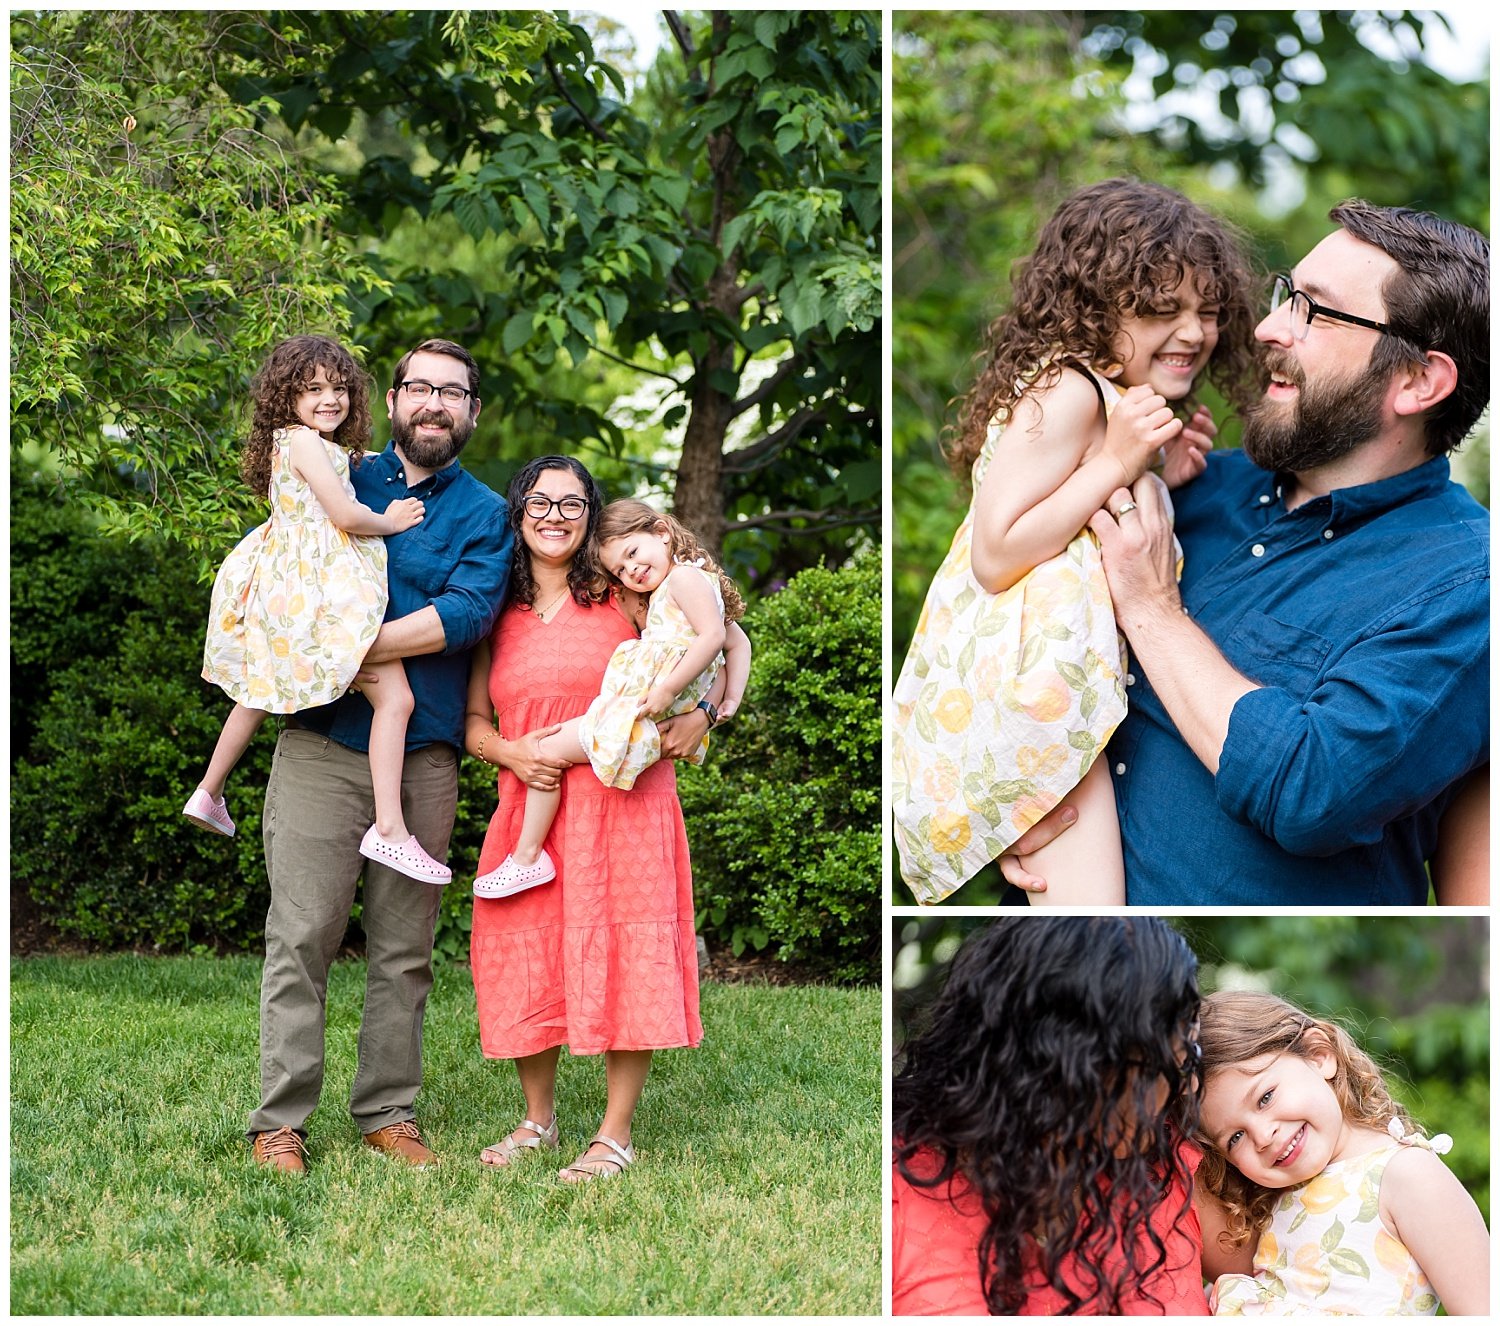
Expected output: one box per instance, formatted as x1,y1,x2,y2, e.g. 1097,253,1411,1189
577,562,722,788
891,368,1139,904
202,428,387,713
1211,1130,1447,1316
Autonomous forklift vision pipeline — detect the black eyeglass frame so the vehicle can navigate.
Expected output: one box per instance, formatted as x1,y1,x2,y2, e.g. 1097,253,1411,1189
1270,273,1396,339
522,494,591,521
396,379,474,404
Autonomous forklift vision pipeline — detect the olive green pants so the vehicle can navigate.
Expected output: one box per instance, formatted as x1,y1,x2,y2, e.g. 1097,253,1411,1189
248,727,456,1137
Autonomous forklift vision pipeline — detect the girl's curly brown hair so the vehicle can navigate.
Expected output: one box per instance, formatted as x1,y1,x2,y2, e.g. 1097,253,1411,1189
946,178,1261,476
242,335,373,498
1195,991,1421,1255
590,499,745,622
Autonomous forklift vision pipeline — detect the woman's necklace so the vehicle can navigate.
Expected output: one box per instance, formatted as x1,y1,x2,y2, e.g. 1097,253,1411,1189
533,585,569,619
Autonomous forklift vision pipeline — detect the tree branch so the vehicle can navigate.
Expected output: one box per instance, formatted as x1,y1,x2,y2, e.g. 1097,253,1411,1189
663,11,694,59
729,355,804,418
733,508,874,534
724,406,827,472
544,52,609,142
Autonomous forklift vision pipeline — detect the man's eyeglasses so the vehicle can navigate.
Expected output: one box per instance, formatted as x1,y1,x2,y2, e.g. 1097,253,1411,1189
1269,274,1395,341
398,380,472,405
523,494,590,521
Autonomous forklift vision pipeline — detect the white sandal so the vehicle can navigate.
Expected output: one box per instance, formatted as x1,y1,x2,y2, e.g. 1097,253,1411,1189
558,1134,635,1183
479,1115,559,1168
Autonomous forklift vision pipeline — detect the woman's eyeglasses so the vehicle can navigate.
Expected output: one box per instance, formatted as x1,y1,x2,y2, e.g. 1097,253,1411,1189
1269,274,1395,341
524,495,590,521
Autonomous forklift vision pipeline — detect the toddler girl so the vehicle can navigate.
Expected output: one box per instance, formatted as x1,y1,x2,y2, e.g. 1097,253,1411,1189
890,177,1258,904
1196,990,1488,1316
475,499,750,897
184,334,451,883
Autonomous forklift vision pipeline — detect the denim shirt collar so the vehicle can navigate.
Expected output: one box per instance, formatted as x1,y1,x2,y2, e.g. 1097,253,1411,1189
368,440,463,496
1264,455,1452,530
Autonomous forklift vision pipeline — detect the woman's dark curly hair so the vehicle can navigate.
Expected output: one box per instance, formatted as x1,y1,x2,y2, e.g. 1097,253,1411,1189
505,455,610,610
588,499,746,622
945,177,1261,476
893,917,1203,1315
242,335,373,498
1195,990,1420,1256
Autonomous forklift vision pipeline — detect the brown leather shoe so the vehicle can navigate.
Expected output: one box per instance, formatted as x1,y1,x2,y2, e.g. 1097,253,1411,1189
251,1126,308,1174
363,1120,438,1168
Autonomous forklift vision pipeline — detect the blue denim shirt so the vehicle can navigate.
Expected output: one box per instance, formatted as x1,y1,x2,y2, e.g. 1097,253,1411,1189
1115,450,1488,905
297,443,512,753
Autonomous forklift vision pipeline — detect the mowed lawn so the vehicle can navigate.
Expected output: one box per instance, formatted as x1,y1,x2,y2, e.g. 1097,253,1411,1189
11,955,880,1315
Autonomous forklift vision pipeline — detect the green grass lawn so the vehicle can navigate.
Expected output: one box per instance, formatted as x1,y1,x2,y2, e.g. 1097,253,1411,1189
11,956,880,1315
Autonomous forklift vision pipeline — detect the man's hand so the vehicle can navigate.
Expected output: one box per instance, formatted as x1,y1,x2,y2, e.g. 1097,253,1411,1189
997,804,1078,893
1088,474,1183,634
1160,405,1216,488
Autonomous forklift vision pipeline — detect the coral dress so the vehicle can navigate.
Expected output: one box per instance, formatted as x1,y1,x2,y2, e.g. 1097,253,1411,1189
578,562,722,788
470,596,703,1058
893,1145,1210,1315
891,369,1136,904
1211,1136,1444,1316
201,428,386,713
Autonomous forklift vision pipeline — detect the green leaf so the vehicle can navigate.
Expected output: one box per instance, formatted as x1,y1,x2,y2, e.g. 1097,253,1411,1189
501,311,534,353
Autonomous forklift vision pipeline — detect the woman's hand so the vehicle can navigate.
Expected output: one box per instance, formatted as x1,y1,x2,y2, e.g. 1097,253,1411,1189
1160,405,1216,488
496,723,569,790
657,707,710,759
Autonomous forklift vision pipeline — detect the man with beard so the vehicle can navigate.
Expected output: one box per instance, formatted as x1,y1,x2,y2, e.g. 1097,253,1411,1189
1007,201,1489,904
248,339,512,1172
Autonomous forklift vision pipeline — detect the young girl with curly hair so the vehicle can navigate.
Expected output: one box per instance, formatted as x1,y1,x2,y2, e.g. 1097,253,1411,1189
185,334,451,883
891,178,1260,904
893,916,1209,1315
1196,990,1488,1316
474,498,751,897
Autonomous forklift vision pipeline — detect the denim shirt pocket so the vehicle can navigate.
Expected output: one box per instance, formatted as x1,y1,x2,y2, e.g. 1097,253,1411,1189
392,521,455,599
1224,608,1334,697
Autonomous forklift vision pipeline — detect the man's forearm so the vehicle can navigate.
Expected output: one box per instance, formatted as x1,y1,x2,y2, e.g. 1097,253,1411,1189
362,604,447,664
1120,597,1258,775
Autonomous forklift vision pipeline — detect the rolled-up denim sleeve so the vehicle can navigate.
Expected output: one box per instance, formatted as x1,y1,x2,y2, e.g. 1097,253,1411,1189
1215,571,1489,856
432,508,512,655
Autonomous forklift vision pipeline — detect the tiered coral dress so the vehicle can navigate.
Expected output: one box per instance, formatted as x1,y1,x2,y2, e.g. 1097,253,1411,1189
202,427,386,713
470,595,703,1058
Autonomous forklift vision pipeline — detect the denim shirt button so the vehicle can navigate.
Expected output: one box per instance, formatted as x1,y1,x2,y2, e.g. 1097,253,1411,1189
1115,762,1127,776
1258,494,1272,505
1323,529,1335,540
1251,543,1266,557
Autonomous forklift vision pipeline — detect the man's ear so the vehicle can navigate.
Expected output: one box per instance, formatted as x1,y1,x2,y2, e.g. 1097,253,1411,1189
1391,349,1458,420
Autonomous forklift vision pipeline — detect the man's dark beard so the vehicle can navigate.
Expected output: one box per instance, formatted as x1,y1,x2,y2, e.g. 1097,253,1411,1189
1241,351,1388,474
391,407,474,469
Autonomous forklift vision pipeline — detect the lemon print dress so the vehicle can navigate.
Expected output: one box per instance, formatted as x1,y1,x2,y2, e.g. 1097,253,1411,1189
1211,1130,1447,1316
577,562,722,789
891,367,1139,905
202,428,387,713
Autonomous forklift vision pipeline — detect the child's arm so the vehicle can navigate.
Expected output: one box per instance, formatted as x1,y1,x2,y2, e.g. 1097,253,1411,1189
1381,1145,1489,1315
970,372,1183,593
1159,404,1217,489
638,568,728,718
286,426,425,536
717,620,751,721
1194,1176,1257,1281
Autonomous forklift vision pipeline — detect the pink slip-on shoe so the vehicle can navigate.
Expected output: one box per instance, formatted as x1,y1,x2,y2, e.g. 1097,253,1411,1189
473,850,556,899
359,825,452,885
183,788,236,837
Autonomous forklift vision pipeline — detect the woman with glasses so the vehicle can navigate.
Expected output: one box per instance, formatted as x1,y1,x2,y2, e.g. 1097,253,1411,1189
462,455,710,1181
893,916,1209,1314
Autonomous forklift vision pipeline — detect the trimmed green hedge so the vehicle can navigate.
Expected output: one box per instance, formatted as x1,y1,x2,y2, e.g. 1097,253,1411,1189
678,554,881,983
11,480,880,980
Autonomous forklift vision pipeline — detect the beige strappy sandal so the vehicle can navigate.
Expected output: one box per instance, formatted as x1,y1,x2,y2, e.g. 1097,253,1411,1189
558,1133,635,1183
479,1115,559,1168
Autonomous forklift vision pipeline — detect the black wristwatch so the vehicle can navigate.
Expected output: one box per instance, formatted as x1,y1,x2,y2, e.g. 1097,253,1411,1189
695,699,719,726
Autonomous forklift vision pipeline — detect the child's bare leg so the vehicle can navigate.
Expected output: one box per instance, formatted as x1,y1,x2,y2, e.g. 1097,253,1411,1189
1015,759,1125,906
511,718,586,865
363,659,415,841
199,704,268,798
